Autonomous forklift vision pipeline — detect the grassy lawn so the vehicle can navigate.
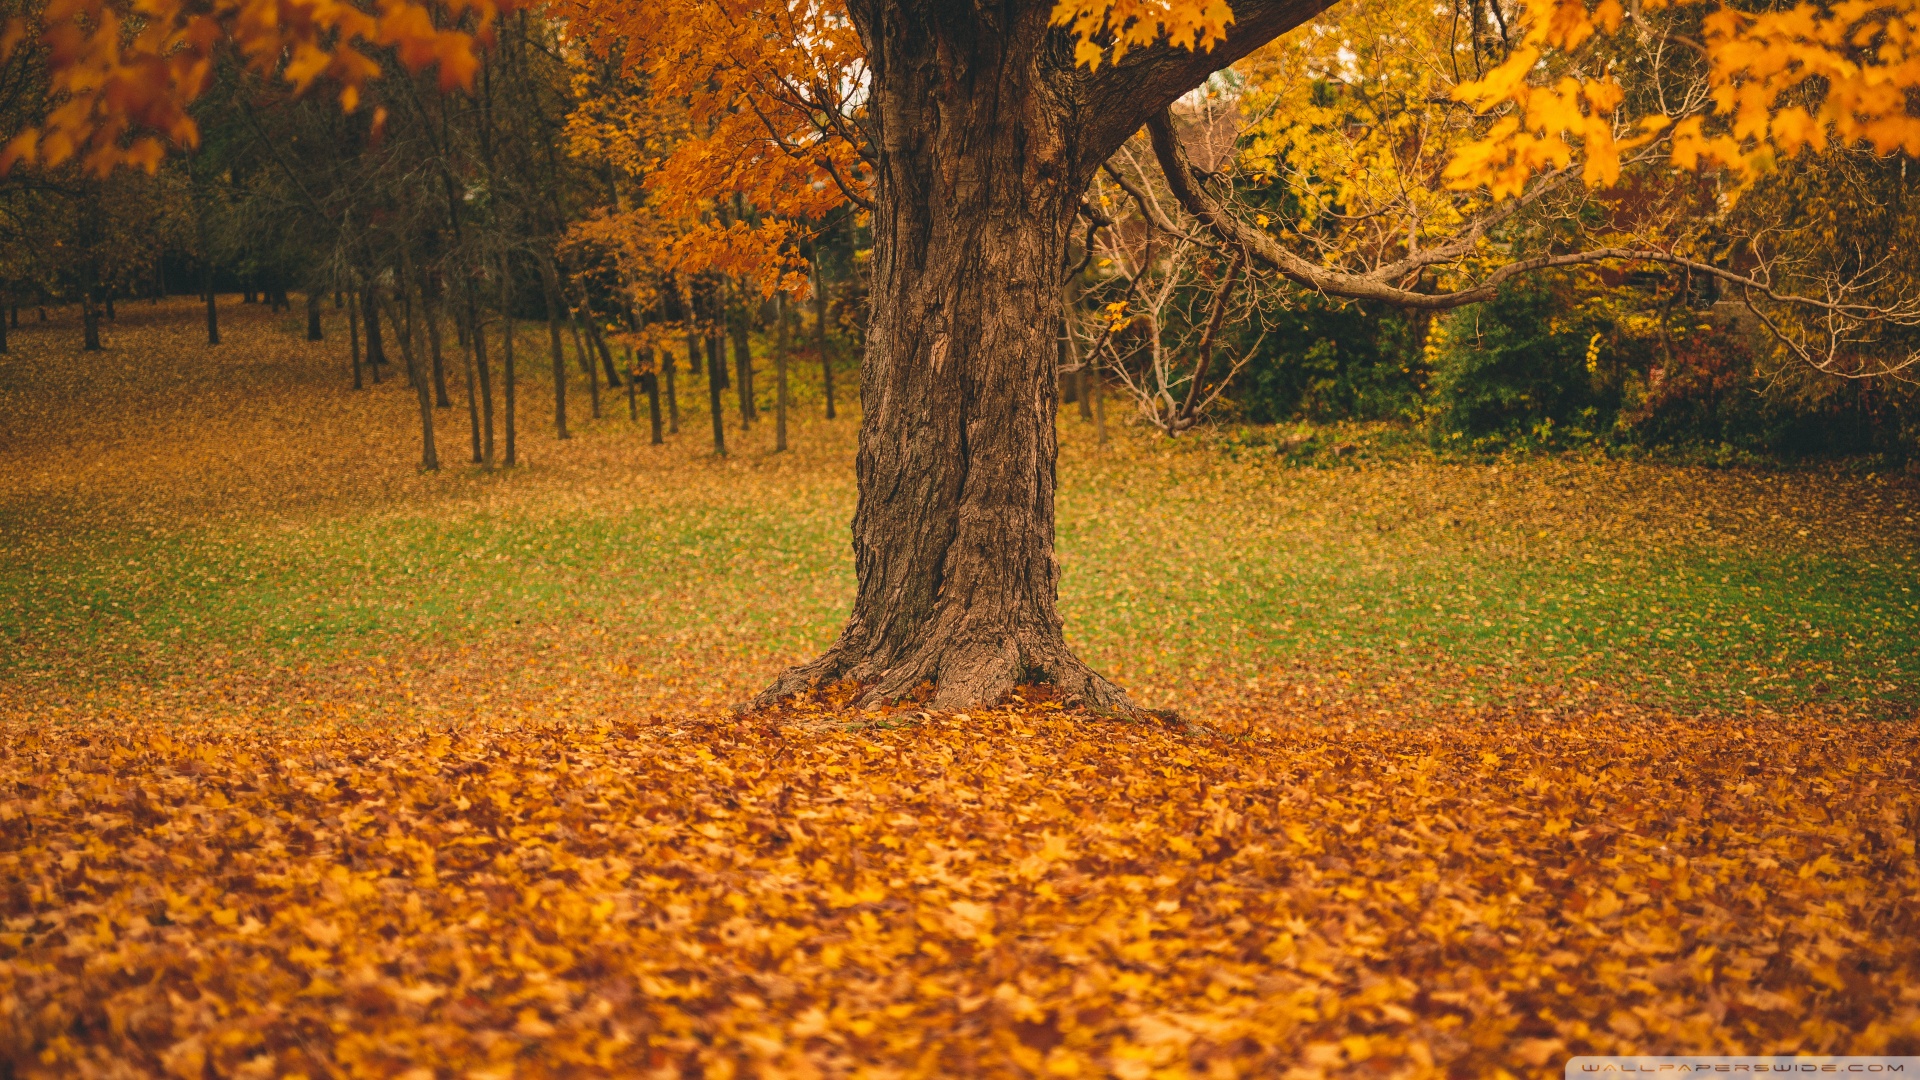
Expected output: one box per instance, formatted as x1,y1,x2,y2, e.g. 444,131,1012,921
2,298,1915,719
7,302,1919,1079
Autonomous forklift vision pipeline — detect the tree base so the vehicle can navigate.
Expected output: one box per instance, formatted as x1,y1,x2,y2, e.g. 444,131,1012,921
752,632,1145,719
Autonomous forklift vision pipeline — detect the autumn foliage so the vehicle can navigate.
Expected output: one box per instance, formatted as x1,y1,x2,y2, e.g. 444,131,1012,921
5,697,1917,1077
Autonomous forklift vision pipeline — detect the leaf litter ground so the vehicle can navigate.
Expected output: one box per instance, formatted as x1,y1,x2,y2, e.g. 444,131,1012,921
2,302,1918,1076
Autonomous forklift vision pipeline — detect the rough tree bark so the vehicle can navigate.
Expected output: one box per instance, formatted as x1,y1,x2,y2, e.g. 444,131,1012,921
752,0,1321,713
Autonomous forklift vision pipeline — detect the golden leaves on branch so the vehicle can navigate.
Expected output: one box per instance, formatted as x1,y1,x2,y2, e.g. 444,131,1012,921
3,0,522,174
1050,0,1237,68
3,701,1917,1075
560,0,865,296
1444,0,1920,199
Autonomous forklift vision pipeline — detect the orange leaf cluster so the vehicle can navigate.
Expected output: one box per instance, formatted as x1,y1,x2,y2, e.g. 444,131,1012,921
3,0,517,174
561,0,865,295
1447,0,1920,198
1050,0,1237,68
4,701,1917,1076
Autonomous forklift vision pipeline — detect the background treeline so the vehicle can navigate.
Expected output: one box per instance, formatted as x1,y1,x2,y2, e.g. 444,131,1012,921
3,0,1913,467
0,8,872,467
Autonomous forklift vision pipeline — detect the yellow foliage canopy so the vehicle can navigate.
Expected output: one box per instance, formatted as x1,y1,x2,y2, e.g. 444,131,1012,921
1447,0,1920,197
9,0,1914,198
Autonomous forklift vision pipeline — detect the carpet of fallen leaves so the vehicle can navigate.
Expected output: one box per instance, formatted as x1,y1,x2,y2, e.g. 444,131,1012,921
5,700,1919,1078
6,302,1920,1077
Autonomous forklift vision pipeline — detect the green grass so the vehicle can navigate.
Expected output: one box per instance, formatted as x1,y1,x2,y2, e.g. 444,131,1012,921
3,303,1915,716
8,433,1914,715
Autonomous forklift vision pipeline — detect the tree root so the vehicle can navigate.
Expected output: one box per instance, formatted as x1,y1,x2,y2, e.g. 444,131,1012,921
747,632,1151,721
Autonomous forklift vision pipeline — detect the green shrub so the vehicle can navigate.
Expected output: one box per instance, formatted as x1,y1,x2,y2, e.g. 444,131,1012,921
1224,296,1425,424
1426,280,1610,447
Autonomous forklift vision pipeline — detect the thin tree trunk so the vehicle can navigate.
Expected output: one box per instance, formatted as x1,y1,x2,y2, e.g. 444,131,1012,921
710,333,729,390
813,272,835,419
539,259,568,439
775,296,790,452
459,300,483,465
0,300,8,354
1092,351,1108,446
379,289,438,470
500,268,516,468
731,314,755,428
584,312,621,389
306,291,324,341
348,288,363,389
1061,331,1078,406
81,293,101,351
469,285,495,468
361,283,385,384
406,254,451,408
663,349,679,434
626,347,639,422
1068,333,1093,421
564,293,598,419
104,290,114,322
422,288,450,408
598,329,624,389
205,267,219,345
644,358,664,444
706,332,727,455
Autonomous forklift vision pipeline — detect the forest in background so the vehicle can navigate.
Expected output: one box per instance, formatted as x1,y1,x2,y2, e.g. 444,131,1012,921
2,0,1917,468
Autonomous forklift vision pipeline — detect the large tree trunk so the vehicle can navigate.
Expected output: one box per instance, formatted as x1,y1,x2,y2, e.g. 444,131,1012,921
746,0,1321,714
753,6,1115,712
